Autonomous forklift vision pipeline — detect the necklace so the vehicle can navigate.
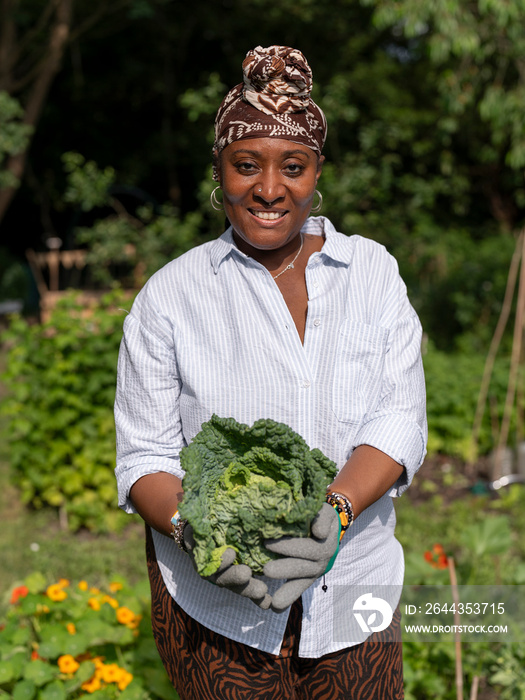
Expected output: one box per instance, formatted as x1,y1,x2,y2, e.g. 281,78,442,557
272,234,304,280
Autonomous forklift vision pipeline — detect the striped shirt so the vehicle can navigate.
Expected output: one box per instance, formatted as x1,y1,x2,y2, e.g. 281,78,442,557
115,215,427,658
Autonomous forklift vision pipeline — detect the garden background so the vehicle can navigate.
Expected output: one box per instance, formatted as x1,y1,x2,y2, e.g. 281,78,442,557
1,1,525,698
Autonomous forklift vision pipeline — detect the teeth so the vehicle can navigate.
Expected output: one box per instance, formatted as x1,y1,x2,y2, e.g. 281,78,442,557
252,211,283,220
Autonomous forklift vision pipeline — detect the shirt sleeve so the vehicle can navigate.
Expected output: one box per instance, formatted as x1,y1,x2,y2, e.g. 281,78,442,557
114,287,185,513
352,256,428,497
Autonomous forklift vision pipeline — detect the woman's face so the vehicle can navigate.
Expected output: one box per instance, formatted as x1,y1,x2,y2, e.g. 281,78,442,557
218,137,323,254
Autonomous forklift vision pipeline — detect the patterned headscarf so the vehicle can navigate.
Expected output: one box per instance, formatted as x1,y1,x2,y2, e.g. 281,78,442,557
213,45,327,181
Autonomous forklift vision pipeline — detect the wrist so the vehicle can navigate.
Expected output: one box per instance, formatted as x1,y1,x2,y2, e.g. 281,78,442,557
170,510,189,551
326,491,354,541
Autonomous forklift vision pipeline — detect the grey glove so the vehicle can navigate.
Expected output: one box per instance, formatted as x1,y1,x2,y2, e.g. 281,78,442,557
184,525,272,610
263,502,340,613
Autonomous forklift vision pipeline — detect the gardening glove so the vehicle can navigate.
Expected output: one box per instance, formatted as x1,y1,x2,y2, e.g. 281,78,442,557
263,502,340,613
184,525,272,610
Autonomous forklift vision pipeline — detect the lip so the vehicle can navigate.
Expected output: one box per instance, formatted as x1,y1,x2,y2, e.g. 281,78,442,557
248,209,288,222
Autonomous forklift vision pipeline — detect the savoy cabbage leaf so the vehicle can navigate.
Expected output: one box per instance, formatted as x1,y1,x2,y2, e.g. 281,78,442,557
178,415,338,576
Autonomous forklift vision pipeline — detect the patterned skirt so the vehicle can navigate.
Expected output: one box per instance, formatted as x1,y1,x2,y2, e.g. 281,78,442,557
145,526,404,700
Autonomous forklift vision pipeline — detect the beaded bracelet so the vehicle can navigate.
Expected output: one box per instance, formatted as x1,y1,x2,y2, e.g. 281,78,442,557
170,511,188,552
326,491,354,541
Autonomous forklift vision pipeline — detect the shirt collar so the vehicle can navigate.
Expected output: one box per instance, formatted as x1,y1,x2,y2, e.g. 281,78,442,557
209,216,353,274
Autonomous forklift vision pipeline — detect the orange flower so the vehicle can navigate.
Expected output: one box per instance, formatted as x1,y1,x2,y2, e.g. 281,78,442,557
126,614,142,630
88,597,101,611
10,585,29,604
78,580,89,591
66,623,76,635
81,676,102,693
109,581,123,593
31,650,40,661
116,606,136,625
46,584,67,602
57,578,70,588
118,670,134,691
100,662,121,683
424,544,449,569
436,553,449,569
102,595,119,609
58,654,80,674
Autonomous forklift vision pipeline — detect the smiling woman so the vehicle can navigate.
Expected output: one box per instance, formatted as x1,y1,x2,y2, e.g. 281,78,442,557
115,45,427,700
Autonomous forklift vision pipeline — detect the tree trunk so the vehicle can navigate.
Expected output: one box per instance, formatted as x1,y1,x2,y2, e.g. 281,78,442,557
0,0,72,228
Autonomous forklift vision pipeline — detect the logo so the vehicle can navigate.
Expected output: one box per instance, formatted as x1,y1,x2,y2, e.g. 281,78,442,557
353,593,393,633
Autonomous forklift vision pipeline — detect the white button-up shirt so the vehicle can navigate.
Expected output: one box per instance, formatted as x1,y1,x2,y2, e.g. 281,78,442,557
115,216,427,658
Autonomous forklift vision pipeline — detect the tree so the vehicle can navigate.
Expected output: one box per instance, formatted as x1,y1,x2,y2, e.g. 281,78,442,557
362,0,525,232
0,0,165,228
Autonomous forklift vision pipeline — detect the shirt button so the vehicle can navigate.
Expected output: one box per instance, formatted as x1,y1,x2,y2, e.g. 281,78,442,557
302,380,311,389
313,318,321,327
313,281,319,288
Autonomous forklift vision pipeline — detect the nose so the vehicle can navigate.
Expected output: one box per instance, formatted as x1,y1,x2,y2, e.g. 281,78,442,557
254,171,285,205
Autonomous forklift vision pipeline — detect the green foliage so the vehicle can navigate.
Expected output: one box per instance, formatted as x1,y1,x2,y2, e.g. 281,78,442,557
179,415,337,576
63,153,117,213
365,0,525,172
0,575,176,699
397,485,525,699
1,290,132,532
0,92,33,188
0,247,29,303
62,152,205,286
423,343,523,460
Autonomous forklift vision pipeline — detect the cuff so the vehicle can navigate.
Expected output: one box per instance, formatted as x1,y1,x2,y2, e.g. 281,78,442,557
115,457,184,513
352,413,427,497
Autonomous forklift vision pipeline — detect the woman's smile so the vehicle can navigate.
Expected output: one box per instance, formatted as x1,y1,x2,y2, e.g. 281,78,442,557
249,209,287,221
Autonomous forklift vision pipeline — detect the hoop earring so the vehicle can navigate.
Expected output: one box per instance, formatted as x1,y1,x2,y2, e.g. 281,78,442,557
311,189,323,213
210,186,223,211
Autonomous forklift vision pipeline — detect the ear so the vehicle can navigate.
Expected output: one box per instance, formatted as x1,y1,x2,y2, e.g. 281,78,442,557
315,155,325,184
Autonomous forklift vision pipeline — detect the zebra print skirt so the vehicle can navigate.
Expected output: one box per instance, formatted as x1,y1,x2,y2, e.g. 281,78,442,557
145,526,404,700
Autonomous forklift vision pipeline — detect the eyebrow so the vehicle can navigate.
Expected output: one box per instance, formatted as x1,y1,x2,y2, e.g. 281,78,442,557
230,148,311,159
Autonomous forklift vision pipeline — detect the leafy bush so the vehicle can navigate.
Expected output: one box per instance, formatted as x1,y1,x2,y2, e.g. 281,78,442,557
1,290,131,532
1,575,175,699
62,152,205,288
423,342,523,460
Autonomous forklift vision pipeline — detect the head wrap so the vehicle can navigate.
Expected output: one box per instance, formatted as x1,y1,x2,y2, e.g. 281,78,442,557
213,45,327,181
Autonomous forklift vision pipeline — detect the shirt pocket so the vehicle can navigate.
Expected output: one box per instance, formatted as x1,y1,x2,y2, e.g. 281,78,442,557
332,320,389,424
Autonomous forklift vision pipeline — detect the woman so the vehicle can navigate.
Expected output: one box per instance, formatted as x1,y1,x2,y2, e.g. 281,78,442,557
115,45,427,699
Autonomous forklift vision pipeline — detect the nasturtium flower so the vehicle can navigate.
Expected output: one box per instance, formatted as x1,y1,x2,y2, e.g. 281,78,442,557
58,654,80,674
109,581,123,592
10,585,29,604
102,595,119,609
126,614,142,630
81,676,102,693
78,580,89,591
57,578,70,588
118,670,134,690
46,583,68,601
424,543,449,569
88,597,101,611
101,662,121,683
116,606,136,625
66,622,76,635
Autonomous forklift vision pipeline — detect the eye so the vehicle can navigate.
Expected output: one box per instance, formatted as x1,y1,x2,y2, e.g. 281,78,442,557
235,161,258,174
283,162,305,176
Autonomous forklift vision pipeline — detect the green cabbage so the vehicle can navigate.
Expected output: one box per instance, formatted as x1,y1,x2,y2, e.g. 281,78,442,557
178,415,338,576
